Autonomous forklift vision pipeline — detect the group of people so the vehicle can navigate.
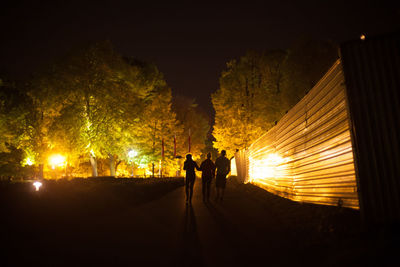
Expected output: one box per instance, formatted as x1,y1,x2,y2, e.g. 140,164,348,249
183,150,230,204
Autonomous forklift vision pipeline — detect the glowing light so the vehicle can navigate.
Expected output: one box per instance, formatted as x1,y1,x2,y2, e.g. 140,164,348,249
249,153,288,182
128,149,138,159
360,34,366,40
48,154,66,168
33,181,42,191
231,158,237,176
24,157,35,166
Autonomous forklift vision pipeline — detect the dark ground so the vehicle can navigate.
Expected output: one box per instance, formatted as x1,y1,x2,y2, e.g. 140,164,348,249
1,177,398,267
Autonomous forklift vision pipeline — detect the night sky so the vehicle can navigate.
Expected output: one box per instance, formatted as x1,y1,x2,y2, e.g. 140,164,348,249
1,1,399,116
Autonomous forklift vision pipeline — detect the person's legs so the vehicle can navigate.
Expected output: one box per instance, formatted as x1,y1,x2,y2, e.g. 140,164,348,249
215,174,223,201
206,180,211,201
185,178,190,203
202,179,206,201
220,176,227,201
189,179,195,204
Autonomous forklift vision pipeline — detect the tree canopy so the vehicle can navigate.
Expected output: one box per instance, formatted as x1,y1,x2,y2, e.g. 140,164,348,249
0,42,206,178
212,39,338,156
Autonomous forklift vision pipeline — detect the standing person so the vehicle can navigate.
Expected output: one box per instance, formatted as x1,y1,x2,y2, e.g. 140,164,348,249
200,152,216,202
215,150,230,202
183,154,200,205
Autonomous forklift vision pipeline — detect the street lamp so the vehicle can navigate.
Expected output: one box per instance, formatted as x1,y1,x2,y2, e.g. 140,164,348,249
128,149,137,177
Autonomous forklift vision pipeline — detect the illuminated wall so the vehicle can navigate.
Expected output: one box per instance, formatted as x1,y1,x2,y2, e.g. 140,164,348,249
236,60,359,209
230,158,237,176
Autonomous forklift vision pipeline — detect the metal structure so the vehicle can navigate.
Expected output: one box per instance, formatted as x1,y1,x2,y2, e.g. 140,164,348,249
235,60,359,209
235,32,400,224
341,32,400,224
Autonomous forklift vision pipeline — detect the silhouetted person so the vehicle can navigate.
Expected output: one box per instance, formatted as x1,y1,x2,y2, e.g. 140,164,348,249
215,150,230,202
200,152,216,202
183,154,200,204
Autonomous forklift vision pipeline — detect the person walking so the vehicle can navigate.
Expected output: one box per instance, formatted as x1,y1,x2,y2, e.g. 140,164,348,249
199,152,216,202
215,150,230,202
183,154,200,205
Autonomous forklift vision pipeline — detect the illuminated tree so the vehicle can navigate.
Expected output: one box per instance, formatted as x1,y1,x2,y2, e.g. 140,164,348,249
135,85,183,177
0,78,34,179
172,95,210,158
2,41,199,178
212,41,337,156
0,78,13,152
212,50,286,156
48,42,155,177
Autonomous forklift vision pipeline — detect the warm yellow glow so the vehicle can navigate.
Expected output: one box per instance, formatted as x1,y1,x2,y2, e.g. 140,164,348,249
230,158,237,176
24,157,35,166
360,34,366,40
48,154,66,168
249,153,288,182
128,149,138,159
33,181,42,191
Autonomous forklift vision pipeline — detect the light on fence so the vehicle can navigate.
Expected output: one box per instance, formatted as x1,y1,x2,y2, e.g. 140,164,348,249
33,181,42,191
250,153,288,182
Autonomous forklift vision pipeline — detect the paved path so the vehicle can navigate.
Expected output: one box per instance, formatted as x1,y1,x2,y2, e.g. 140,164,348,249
4,178,365,267
110,179,289,267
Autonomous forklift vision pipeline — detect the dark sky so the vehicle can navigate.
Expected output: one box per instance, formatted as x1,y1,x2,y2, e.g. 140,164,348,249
1,1,399,116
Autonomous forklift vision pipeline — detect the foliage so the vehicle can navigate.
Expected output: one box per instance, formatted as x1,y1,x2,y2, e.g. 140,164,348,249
1,42,184,178
135,86,183,176
212,40,338,156
212,50,286,156
172,95,210,159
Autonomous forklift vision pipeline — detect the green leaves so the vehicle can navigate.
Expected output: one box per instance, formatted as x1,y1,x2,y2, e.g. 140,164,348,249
1,41,187,178
212,41,338,156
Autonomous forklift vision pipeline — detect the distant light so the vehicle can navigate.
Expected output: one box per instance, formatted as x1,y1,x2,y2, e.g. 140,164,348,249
33,181,42,191
25,157,34,166
128,149,138,159
48,154,66,168
360,34,366,40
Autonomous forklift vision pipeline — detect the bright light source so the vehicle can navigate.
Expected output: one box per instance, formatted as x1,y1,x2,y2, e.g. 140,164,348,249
33,181,42,191
24,157,35,166
128,149,137,159
360,34,366,40
249,153,288,182
48,154,66,168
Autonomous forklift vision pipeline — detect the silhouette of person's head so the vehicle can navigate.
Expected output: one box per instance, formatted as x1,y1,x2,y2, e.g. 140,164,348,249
207,152,211,159
221,150,226,157
186,154,192,160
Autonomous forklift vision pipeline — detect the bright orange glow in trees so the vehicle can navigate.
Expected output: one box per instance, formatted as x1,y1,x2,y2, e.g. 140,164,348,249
48,154,66,169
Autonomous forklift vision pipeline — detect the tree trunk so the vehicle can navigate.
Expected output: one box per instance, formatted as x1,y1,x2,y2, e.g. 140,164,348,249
89,154,98,177
108,154,116,177
115,160,122,174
